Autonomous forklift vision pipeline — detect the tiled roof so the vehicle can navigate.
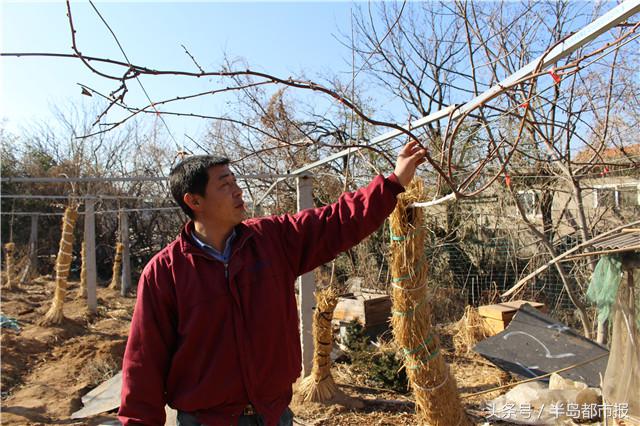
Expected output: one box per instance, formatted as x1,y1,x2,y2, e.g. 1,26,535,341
575,143,640,163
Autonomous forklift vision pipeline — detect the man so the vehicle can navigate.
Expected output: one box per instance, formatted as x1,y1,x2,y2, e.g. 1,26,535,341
118,141,427,426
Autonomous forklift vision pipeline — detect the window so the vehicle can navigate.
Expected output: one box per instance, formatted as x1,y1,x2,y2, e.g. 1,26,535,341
594,183,639,209
618,185,639,208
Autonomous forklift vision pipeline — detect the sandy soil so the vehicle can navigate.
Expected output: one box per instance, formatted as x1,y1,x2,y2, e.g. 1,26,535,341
1,276,509,425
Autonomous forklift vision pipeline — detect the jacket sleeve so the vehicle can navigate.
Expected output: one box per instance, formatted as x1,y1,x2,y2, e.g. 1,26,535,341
272,173,405,276
118,259,177,426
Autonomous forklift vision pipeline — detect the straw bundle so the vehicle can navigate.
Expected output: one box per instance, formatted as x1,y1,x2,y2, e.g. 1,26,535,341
453,306,492,355
297,285,343,402
109,242,124,290
4,242,16,289
41,206,78,325
389,180,469,426
76,241,87,299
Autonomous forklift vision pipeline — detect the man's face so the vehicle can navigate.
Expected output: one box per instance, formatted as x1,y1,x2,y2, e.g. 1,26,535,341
188,165,246,226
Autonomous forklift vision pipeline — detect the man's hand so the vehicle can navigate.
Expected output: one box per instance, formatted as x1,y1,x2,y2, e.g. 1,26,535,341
394,140,427,187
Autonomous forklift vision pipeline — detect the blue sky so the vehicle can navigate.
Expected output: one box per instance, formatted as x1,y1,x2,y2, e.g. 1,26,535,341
1,1,378,147
2,1,632,159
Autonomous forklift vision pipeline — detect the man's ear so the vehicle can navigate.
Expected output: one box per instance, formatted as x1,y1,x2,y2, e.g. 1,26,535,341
183,193,202,213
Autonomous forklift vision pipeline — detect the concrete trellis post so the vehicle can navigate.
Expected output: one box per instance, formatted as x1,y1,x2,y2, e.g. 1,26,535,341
297,174,315,377
19,214,39,284
119,210,131,296
84,198,97,314
29,214,38,271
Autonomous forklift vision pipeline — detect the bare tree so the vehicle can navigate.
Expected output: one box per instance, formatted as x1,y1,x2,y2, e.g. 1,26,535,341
347,1,640,337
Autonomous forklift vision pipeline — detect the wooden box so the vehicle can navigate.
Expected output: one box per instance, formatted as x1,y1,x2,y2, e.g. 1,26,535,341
478,300,545,335
333,292,391,328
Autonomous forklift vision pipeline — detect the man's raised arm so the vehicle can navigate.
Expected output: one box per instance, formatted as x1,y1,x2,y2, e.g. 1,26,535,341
265,141,427,276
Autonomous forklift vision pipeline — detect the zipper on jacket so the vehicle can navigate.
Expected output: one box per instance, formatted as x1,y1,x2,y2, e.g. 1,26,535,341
224,263,229,279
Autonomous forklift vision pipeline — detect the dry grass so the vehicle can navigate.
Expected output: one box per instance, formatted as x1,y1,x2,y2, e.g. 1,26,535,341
453,306,492,355
83,356,120,388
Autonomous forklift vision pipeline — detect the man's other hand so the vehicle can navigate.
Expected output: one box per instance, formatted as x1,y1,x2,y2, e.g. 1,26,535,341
394,140,427,188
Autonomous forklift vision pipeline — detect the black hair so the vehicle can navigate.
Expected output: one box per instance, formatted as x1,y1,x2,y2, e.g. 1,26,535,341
169,155,230,219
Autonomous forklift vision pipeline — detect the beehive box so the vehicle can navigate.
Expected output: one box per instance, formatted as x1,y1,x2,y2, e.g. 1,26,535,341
478,300,545,335
333,292,391,328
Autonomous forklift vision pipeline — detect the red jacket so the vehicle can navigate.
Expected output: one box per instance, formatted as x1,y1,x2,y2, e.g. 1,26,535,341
118,173,405,425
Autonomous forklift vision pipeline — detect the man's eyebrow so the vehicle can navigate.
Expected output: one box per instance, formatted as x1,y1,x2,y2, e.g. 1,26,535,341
218,173,231,180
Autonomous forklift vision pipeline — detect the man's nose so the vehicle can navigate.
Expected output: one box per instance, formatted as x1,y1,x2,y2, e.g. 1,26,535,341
233,182,243,197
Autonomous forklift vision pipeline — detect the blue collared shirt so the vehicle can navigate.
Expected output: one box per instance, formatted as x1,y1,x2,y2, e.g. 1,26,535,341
190,228,236,264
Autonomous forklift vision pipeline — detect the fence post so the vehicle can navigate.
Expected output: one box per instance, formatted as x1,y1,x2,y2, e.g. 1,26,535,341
120,210,131,296
20,214,39,284
84,198,97,314
296,173,315,377
29,214,39,272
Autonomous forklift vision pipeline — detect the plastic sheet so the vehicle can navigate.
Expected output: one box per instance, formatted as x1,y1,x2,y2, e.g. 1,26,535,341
586,255,622,325
0,314,20,331
487,374,601,425
601,269,640,424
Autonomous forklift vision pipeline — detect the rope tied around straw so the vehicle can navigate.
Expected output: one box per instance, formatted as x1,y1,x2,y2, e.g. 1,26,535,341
413,374,449,392
391,253,429,289
392,296,429,317
401,334,435,356
405,348,441,370
391,279,428,292
390,228,414,242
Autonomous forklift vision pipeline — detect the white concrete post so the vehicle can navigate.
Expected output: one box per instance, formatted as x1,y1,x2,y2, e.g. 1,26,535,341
29,214,38,270
296,174,315,377
119,210,131,296
84,198,97,313
20,214,39,284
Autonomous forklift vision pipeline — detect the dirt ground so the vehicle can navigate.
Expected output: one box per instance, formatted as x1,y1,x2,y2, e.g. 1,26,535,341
1,277,133,425
1,276,511,425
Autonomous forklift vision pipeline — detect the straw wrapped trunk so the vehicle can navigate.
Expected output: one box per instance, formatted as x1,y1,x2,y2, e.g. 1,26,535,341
4,242,16,289
109,242,124,290
388,180,469,426
296,286,364,408
41,206,78,325
76,241,87,299
297,285,341,402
